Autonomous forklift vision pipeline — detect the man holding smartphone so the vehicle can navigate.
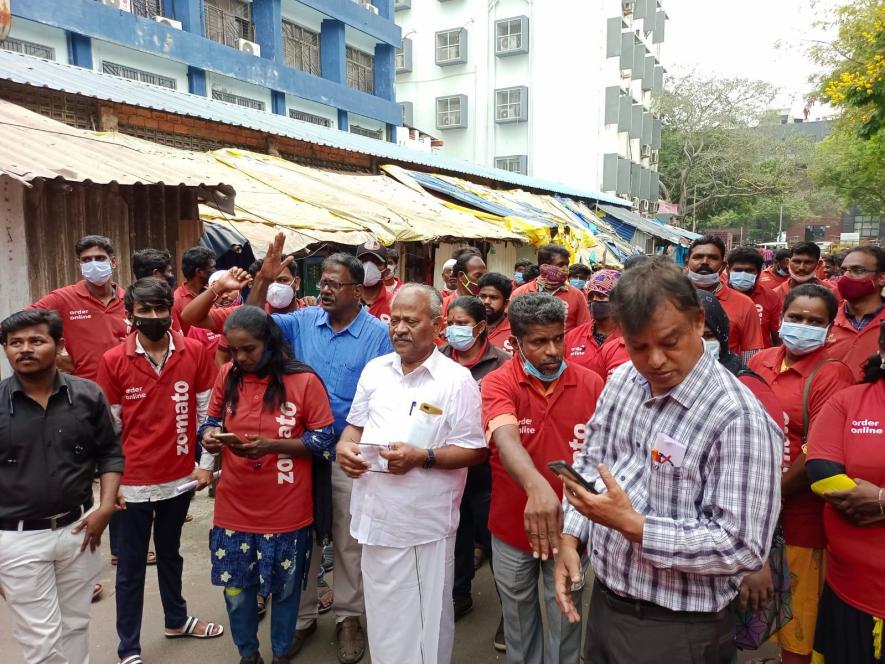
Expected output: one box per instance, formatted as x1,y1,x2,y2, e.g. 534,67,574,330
480,293,603,663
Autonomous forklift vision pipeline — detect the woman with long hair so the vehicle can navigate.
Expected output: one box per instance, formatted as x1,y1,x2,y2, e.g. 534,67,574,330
200,306,335,664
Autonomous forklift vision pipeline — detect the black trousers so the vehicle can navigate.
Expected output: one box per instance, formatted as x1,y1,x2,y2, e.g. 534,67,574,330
453,461,492,600
584,582,736,664
115,491,192,658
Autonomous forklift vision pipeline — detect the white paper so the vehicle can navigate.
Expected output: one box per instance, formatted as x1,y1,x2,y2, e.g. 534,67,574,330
176,470,221,494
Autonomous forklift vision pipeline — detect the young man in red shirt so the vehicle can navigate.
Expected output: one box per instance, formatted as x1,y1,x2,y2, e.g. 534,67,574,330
97,278,223,662
478,272,513,353
30,235,128,382
758,247,792,289
773,242,842,309
510,244,592,333
827,246,885,381
172,246,216,336
357,243,392,323
726,246,782,347
684,235,763,358
482,292,603,663
564,269,621,370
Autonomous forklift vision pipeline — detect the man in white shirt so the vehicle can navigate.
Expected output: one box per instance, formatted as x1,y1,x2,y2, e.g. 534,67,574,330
337,283,487,664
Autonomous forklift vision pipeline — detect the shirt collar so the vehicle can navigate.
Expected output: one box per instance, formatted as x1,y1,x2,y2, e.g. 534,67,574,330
134,331,176,355
75,279,121,301
387,347,447,379
316,306,369,338
632,349,714,409
7,370,71,413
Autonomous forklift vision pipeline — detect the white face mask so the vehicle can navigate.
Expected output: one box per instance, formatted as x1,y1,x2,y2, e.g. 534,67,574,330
703,338,721,359
80,260,113,286
687,270,721,287
266,282,295,309
387,262,397,278
788,267,816,283
363,261,382,287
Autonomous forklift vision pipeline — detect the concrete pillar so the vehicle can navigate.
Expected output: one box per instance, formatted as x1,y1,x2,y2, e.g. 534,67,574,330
320,19,346,85
337,109,349,131
271,90,286,116
373,43,394,101
66,32,92,69
169,0,204,35
188,66,207,95
252,0,283,64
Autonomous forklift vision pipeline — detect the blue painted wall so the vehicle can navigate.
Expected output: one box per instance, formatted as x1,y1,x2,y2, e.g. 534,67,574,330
11,0,401,129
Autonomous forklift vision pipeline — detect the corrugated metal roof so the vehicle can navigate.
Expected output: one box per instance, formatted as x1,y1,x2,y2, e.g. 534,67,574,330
599,204,686,245
0,98,226,186
0,50,632,206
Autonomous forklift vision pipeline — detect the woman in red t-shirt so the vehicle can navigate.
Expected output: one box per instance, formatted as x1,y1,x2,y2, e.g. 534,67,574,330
749,284,855,664
200,306,335,664
806,325,885,664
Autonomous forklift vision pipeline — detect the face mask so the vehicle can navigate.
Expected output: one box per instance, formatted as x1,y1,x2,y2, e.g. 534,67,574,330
686,270,721,287
703,338,721,359
837,275,879,300
446,324,478,351
569,278,587,290
539,264,567,288
267,282,295,309
460,274,481,296
387,263,397,278
780,321,829,356
513,272,525,285
590,300,611,320
165,274,177,290
775,267,790,277
133,316,172,342
363,261,382,287
788,267,816,284
517,341,566,382
728,271,756,292
81,260,112,286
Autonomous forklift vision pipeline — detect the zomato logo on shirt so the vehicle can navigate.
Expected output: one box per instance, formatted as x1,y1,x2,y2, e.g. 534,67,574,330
68,308,92,321
851,419,883,435
276,401,297,484
171,380,190,456
518,418,535,435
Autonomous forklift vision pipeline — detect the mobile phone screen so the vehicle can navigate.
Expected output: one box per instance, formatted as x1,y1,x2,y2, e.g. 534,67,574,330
547,460,599,494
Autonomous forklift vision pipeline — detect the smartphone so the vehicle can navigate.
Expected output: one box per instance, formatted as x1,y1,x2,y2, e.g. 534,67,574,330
547,460,599,494
212,432,241,445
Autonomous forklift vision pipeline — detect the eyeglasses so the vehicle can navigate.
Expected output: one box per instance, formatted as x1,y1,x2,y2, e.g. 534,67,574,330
842,266,876,277
318,280,358,292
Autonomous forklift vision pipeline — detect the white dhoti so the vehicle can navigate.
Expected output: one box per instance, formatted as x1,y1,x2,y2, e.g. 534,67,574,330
361,535,456,664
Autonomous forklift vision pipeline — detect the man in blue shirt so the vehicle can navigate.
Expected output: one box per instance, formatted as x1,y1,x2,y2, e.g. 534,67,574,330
247,236,391,664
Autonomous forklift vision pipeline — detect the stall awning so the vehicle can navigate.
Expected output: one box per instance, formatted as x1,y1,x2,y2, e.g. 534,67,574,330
598,204,686,245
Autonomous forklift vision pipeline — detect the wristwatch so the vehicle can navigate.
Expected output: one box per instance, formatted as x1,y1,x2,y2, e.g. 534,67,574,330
422,448,436,470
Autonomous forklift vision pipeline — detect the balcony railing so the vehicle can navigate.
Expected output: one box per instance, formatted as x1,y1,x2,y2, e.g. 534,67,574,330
131,0,163,19
204,1,255,48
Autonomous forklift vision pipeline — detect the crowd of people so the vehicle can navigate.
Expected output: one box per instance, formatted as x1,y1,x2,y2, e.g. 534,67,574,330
0,230,883,664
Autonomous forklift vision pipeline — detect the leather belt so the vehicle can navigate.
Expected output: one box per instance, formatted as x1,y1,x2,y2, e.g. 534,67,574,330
597,580,727,622
0,500,93,532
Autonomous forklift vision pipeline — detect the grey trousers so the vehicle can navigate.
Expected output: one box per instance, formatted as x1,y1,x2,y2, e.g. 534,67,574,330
584,582,736,664
491,535,584,664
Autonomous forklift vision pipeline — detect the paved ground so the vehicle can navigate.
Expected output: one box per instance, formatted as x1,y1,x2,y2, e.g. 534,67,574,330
0,489,777,663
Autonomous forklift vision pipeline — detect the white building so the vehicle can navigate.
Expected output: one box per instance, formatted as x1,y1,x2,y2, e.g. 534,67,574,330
394,0,666,210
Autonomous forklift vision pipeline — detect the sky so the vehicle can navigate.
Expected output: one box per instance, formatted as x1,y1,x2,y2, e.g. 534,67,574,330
662,0,842,120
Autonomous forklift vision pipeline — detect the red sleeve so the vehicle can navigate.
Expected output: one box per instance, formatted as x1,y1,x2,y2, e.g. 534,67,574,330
299,374,335,430
571,290,592,327
767,291,782,333
587,347,608,381
807,363,855,425
806,391,848,463
208,307,234,333
30,290,63,311
480,366,518,429
95,352,121,406
207,364,230,419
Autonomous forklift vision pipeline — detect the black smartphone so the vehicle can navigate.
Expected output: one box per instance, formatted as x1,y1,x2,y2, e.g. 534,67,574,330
547,460,599,494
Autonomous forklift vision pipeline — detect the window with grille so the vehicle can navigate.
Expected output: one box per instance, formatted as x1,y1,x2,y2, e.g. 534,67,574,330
495,86,527,123
436,29,466,65
283,22,321,76
350,125,383,140
346,47,374,94
289,109,333,128
131,0,163,19
102,61,177,89
495,155,527,174
854,217,881,239
0,37,55,60
211,89,265,111
204,0,254,48
436,95,467,129
495,17,528,56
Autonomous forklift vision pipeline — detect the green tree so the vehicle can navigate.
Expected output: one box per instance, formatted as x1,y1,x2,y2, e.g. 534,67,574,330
811,121,885,211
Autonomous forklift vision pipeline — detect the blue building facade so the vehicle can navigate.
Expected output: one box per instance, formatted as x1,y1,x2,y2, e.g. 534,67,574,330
4,0,401,139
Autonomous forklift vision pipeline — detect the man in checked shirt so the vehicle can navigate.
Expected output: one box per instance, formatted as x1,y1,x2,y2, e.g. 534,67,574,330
553,258,783,663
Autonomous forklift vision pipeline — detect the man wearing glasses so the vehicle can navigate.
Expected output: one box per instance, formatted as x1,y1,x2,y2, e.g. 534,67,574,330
29,235,128,382
829,246,885,380
247,236,393,664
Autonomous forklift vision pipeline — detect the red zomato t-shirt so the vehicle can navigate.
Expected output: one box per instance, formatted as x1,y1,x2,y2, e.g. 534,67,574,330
758,266,789,289
715,285,764,355
481,358,603,552
30,281,128,382
208,366,334,534
486,316,513,354
97,331,216,485
588,336,631,383
172,284,201,336
510,280,592,333
365,285,391,323
827,303,885,382
807,381,885,617
564,323,621,372
748,346,855,548
743,283,782,348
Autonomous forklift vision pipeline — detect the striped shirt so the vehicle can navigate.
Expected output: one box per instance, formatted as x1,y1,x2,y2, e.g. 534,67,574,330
563,350,783,613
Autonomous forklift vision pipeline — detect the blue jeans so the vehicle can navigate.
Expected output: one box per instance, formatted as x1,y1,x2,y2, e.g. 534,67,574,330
223,529,312,658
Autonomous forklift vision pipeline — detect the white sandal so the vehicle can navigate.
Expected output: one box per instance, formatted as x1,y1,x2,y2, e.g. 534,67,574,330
163,615,224,639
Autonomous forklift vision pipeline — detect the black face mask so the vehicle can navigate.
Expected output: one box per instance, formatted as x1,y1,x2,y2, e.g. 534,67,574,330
590,301,611,320
134,316,172,342
165,275,177,290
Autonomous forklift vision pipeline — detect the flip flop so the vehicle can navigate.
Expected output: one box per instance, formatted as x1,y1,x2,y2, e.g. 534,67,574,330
112,551,156,566
92,583,103,602
164,615,224,639
119,656,143,664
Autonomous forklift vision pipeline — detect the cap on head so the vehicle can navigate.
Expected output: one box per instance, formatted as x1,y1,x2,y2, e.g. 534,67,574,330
586,269,621,297
357,240,388,263
443,258,457,270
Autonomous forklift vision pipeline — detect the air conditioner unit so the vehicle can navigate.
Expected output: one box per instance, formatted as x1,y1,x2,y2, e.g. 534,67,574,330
639,199,650,212
650,149,659,164
442,116,453,126
640,144,651,158
499,109,512,119
101,0,132,11
353,0,379,13
632,197,641,208
153,15,183,30
499,36,518,51
238,39,261,56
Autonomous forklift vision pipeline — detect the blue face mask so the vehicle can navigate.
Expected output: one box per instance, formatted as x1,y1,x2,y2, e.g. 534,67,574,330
513,272,525,285
446,324,478,351
569,278,587,290
517,341,566,382
728,271,756,292
780,321,829,356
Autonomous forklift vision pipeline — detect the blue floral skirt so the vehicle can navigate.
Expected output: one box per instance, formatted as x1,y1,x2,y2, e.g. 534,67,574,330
209,525,312,599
